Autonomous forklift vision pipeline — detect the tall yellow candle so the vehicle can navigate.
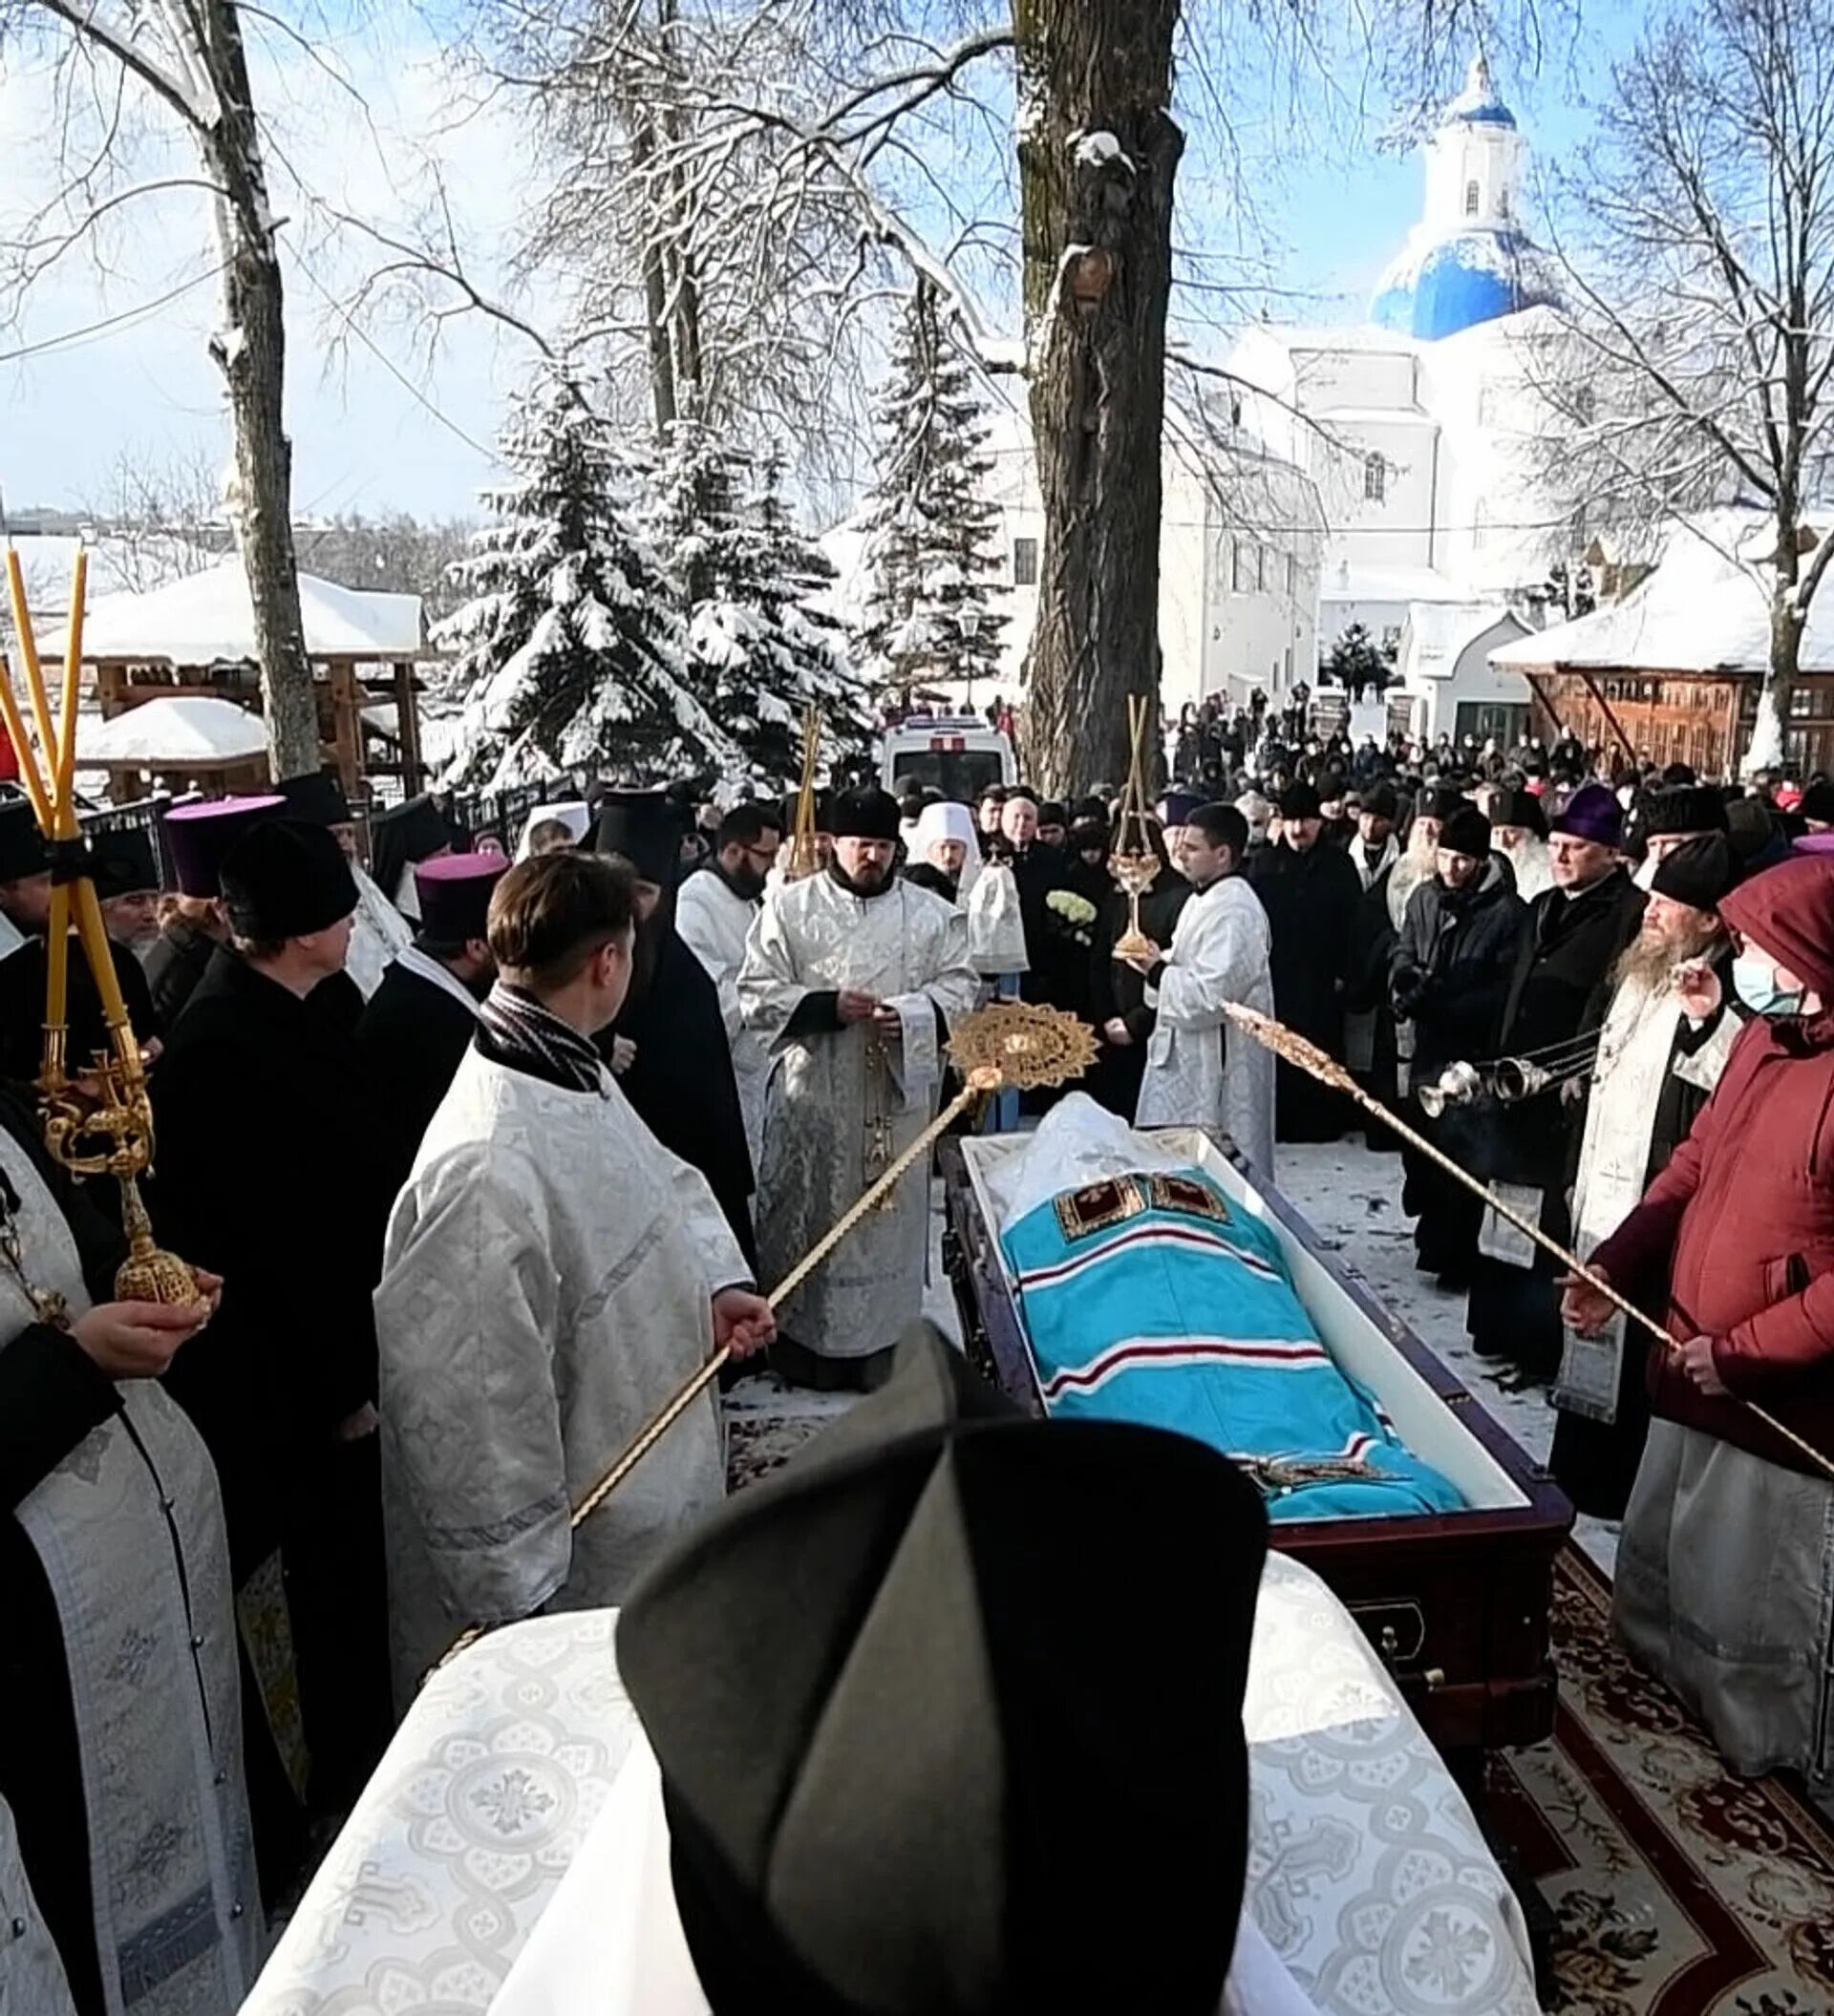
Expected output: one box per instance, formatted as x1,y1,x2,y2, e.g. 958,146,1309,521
53,547,85,832
0,651,52,832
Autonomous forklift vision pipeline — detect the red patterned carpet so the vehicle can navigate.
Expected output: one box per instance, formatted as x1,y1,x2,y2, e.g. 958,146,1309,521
1488,1549,1834,2016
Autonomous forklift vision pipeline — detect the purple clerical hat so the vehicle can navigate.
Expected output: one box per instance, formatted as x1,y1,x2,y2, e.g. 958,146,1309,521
1550,782,1623,849
163,796,286,899
415,852,506,944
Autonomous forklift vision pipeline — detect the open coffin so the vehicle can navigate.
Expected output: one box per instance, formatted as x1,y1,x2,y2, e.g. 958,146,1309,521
940,1108,1573,1766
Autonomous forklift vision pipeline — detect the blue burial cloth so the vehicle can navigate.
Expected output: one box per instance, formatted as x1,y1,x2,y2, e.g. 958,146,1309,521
1000,1167,1463,1519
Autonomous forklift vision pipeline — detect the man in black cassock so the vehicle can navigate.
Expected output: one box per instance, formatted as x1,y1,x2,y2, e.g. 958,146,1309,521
1088,821,1189,1120
153,817,394,1878
356,852,504,1207
0,803,162,1088
1248,779,1362,1141
1464,783,1644,1379
591,791,757,1273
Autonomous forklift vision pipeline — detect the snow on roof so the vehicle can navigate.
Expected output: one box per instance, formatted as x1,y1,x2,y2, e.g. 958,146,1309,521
1324,562,1470,606
82,560,423,664
75,695,268,765
1492,512,1834,675
1401,600,1527,680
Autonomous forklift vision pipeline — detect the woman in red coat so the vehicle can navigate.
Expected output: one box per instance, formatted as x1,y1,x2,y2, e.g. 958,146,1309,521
1565,852,1834,1804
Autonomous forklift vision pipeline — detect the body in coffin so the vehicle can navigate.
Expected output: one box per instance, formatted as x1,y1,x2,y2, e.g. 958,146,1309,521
942,1121,1573,1767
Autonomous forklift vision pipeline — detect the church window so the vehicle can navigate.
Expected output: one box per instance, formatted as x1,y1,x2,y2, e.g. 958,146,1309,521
1231,539,1250,593
1465,180,1481,217
1013,537,1038,586
1364,452,1387,503
1256,543,1270,591
1285,552,1296,599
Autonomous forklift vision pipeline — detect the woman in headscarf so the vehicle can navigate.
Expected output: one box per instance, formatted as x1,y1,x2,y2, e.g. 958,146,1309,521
904,799,980,905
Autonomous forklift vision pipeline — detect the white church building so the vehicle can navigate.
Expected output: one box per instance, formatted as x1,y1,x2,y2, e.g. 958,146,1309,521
1226,55,1576,745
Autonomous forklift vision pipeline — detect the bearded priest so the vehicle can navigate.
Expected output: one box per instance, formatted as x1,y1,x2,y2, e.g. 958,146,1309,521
738,786,978,1391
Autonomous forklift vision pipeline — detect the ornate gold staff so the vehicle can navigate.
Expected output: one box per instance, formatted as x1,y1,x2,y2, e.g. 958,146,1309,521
1224,1002,1834,1485
0,546,203,1307
1110,692,1159,961
781,705,823,881
437,1000,1098,1668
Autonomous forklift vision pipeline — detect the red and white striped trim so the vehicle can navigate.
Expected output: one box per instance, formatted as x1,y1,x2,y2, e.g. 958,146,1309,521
1040,1335,1331,1403
1016,1221,1280,1293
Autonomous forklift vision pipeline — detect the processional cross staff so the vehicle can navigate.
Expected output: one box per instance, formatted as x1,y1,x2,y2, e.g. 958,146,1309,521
436,999,1098,1668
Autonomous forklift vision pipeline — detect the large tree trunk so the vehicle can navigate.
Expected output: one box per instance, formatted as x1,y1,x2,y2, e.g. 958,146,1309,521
201,0,319,782
1747,583,1802,777
1014,0,1182,797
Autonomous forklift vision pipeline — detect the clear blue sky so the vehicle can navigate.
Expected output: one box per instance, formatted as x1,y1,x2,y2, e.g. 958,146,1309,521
0,3,1651,521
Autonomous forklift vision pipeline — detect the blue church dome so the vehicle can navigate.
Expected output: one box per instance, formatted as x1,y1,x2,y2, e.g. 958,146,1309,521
1441,57,1517,127
1366,57,1558,341
1371,230,1557,341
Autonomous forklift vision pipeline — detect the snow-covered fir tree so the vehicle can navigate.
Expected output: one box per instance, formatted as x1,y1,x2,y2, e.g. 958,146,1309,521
648,408,871,781
435,371,742,793
851,279,1008,700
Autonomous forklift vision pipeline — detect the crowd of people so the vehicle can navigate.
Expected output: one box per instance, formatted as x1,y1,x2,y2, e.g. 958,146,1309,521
7,688,1834,2012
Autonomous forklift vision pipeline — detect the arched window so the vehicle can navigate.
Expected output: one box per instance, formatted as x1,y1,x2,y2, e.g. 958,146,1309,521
1465,179,1481,217
1364,452,1387,503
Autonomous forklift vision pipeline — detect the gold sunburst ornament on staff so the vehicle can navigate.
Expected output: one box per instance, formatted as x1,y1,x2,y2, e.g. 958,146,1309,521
0,545,204,1310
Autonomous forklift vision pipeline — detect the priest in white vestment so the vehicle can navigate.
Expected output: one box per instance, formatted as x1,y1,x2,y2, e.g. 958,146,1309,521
1130,803,1277,1178
675,802,780,1164
738,787,978,1390
374,852,775,1710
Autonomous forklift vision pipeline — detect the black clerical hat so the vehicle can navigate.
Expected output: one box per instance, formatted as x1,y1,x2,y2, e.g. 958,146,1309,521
1651,832,1739,912
594,790,685,885
273,770,352,829
618,1326,1267,2016
0,799,46,883
88,825,160,899
827,785,901,841
220,818,357,940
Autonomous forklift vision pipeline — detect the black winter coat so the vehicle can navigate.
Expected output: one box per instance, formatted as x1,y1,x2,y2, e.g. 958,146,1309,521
1390,859,1526,1072
0,933,161,1088
151,946,388,1569
598,924,757,1272
144,916,218,1029
355,959,480,1208
1247,838,1362,1050
1088,866,1192,1116
1474,868,1645,1186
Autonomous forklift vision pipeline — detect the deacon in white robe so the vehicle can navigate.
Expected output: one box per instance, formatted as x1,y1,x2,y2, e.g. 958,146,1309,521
675,805,781,1164
738,789,978,1385
1132,806,1277,1178
373,855,774,1710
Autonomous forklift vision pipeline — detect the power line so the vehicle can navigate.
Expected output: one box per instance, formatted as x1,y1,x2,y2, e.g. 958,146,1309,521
0,260,229,367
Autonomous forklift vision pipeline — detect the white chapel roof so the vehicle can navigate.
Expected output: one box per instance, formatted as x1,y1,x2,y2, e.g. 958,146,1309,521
1492,514,1834,676
75,694,268,765
82,560,423,665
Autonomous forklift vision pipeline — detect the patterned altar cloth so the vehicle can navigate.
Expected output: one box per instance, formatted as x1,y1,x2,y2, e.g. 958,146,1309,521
242,1560,1539,2016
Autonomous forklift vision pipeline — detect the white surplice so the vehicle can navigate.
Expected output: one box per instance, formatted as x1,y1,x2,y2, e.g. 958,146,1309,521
738,873,978,1362
345,861,413,999
1135,875,1277,1178
674,865,769,1163
373,1045,749,1710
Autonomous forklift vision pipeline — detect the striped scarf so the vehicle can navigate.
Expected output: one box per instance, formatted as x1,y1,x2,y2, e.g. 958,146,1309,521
476,982,606,1094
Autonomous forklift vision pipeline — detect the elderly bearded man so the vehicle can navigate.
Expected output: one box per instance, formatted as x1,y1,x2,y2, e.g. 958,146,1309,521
739,787,977,1391
1465,783,1645,1378
1550,835,1744,1516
